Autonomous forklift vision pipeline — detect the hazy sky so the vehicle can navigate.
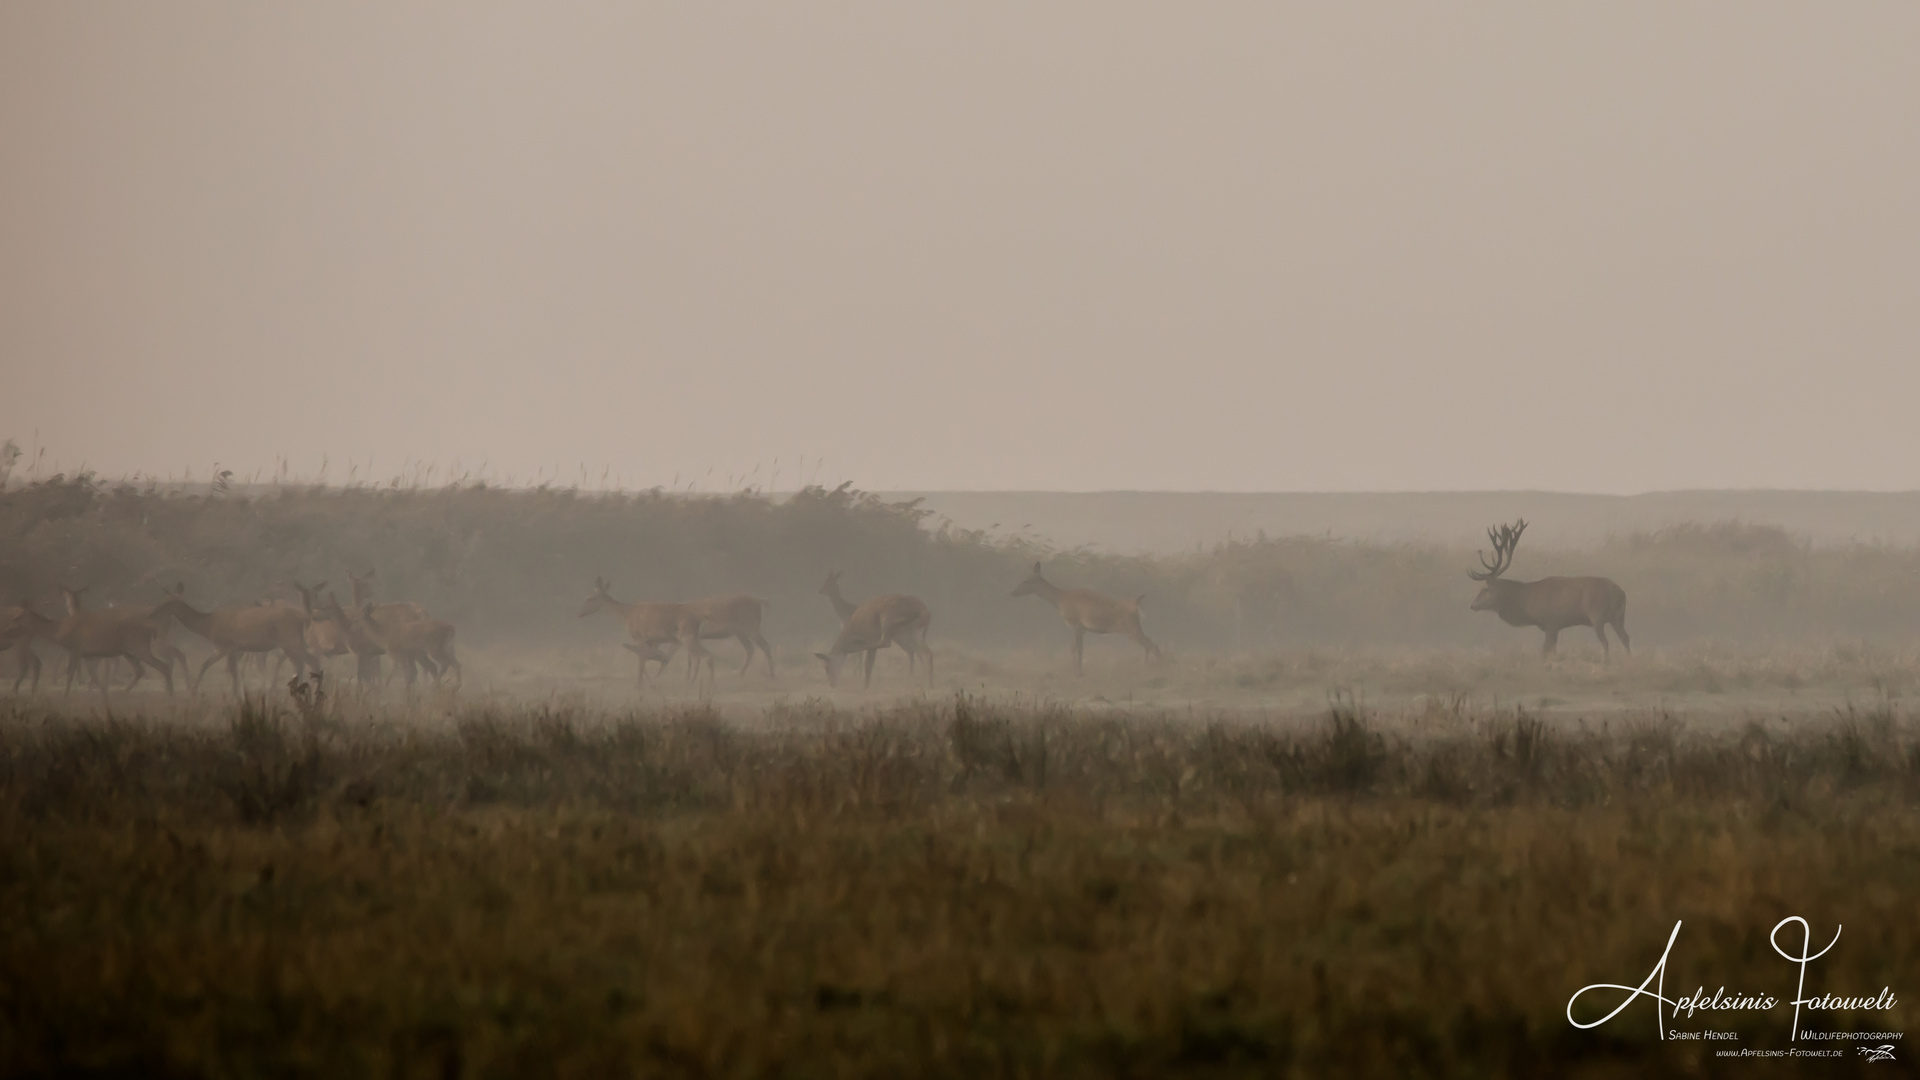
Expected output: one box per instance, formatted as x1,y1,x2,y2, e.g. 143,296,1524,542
3,5,1916,493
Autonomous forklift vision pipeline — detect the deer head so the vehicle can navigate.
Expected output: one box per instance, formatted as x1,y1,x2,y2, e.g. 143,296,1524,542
814,649,847,687
819,570,842,596
577,577,616,618
292,581,328,616
1010,562,1049,599
1468,519,1527,608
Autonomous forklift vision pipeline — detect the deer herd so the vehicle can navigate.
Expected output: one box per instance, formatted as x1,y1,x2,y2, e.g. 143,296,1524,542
0,518,1626,698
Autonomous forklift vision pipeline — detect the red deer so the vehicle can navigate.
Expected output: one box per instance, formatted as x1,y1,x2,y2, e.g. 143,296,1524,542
349,600,461,690
820,571,920,673
347,570,425,683
1,602,58,694
1011,563,1160,675
814,592,932,689
685,594,775,678
577,579,713,688
57,592,198,693
152,584,321,695
53,587,178,695
1468,519,1629,661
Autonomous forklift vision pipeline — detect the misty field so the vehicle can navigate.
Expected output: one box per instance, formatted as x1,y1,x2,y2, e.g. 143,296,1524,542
7,478,1920,1075
3,689,1916,1078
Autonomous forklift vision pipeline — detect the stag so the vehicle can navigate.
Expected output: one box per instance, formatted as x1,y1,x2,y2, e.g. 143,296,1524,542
1011,563,1160,675
814,592,932,689
1468,520,1630,661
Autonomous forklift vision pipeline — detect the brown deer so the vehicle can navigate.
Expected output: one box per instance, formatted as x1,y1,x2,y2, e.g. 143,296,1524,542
814,593,932,689
1011,563,1160,675
577,579,713,687
53,587,178,695
347,569,425,682
820,571,920,674
58,591,198,693
686,594,775,678
348,569,430,624
267,582,354,681
152,584,321,695
349,600,461,690
1468,519,1630,661
0,602,58,694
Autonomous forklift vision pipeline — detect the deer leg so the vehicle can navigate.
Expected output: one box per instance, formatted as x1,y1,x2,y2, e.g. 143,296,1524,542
862,647,877,689
1541,628,1560,657
735,635,754,678
437,644,461,689
145,652,175,694
1592,621,1611,665
1073,626,1086,676
227,652,244,696
753,633,774,677
12,644,37,694
196,652,226,694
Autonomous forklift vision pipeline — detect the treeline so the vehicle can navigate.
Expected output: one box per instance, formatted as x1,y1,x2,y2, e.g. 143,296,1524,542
3,474,1919,653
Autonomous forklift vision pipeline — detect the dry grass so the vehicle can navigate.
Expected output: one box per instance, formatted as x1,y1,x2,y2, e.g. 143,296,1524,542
3,692,1917,1077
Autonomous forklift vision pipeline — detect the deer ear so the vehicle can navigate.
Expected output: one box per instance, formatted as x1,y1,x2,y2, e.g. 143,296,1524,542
1033,562,1042,574
814,652,831,662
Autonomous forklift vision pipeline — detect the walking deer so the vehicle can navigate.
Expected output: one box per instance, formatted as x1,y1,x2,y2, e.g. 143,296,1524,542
1468,519,1629,661
814,593,932,689
152,584,321,695
686,594,775,678
54,587,178,695
577,579,713,688
347,599,461,690
1011,563,1160,674
1,602,58,694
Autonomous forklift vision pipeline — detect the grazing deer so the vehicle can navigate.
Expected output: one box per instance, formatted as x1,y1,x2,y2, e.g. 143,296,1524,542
577,579,713,688
152,584,321,695
0,602,58,694
814,593,932,689
1468,519,1630,661
820,571,921,673
1011,563,1160,675
53,587,178,695
686,594,775,678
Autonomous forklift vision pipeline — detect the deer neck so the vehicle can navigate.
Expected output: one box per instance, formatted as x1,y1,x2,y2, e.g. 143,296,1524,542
1025,578,1068,608
823,582,857,622
158,597,214,636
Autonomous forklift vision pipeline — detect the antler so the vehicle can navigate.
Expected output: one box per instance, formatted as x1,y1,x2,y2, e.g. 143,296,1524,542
1467,519,1528,581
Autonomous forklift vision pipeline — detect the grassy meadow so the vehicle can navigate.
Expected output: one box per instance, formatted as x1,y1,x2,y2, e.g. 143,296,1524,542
6,476,1920,1075
3,687,1917,1077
